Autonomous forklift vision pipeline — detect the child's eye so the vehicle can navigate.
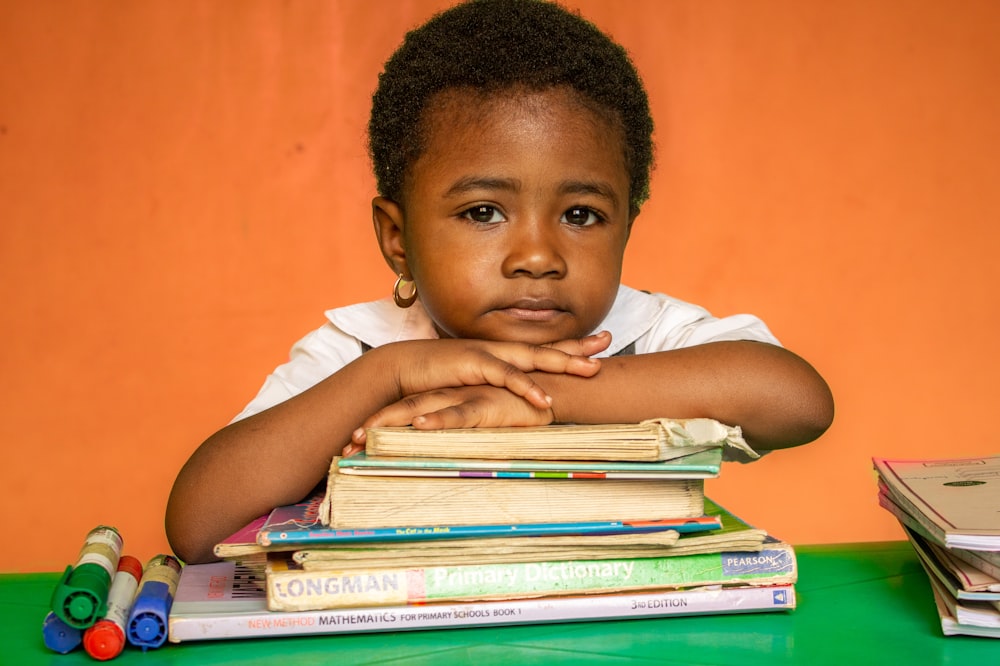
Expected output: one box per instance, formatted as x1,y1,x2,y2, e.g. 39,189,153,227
462,205,505,224
562,207,604,227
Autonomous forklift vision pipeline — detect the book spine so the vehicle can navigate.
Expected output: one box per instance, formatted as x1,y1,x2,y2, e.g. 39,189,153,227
267,545,797,611
169,584,794,642
259,517,720,546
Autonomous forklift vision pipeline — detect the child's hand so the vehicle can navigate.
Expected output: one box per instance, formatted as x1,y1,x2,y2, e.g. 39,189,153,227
358,384,556,434
393,332,607,404
352,332,611,443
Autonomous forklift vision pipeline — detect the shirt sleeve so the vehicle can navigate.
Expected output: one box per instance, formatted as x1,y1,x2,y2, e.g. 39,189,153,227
230,322,363,422
634,293,781,353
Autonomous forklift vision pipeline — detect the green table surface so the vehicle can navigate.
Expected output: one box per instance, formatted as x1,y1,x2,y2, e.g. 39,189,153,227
3,541,998,665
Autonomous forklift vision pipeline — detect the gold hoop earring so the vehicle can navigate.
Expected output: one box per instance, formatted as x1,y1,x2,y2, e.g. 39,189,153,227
393,274,417,308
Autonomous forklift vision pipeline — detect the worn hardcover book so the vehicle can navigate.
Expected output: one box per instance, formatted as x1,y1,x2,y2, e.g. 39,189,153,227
169,557,795,642
214,515,270,559
294,498,766,569
363,418,756,462
319,461,705,529
247,490,720,551
265,539,796,611
873,455,1000,550
337,447,723,480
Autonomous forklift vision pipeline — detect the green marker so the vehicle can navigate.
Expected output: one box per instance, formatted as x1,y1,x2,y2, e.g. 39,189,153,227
51,525,123,629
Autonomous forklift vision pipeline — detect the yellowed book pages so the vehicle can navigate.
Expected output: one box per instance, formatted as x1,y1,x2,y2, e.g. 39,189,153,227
319,462,704,528
363,418,755,462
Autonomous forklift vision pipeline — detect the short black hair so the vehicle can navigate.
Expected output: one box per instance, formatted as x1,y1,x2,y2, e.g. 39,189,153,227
368,0,654,217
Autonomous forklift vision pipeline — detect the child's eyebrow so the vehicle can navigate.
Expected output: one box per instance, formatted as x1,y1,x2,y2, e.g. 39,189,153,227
559,180,621,209
443,176,520,198
443,176,621,209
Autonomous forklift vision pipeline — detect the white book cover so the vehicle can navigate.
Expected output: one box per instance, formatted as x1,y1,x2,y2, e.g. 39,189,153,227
168,558,795,643
873,455,1000,550
877,488,1000,574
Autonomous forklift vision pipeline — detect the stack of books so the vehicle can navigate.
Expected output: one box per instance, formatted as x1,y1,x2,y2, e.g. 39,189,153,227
874,454,1000,638
169,419,798,643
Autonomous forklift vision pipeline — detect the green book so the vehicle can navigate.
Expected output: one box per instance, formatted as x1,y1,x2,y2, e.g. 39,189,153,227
266,533,795,612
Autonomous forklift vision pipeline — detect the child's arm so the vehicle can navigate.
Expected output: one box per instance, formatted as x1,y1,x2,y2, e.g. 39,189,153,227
362,340,833,453
165,336,606,564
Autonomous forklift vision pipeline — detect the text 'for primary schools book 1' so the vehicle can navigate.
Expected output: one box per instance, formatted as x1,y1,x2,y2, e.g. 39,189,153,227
169,557,795,643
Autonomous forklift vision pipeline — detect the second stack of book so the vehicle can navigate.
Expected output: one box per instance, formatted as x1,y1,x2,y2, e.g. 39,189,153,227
874,454,1000,638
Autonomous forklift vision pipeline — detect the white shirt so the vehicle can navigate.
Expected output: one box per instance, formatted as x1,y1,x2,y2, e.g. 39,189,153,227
234,285,779,421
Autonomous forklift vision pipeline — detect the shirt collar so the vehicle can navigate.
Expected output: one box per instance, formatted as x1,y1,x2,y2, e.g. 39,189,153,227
326,285,663,357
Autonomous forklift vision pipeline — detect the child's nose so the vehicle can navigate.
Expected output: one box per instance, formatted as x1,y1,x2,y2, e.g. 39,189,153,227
500,218,567,278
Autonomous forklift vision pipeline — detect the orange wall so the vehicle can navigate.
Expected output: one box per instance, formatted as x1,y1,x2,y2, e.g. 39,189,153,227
2,0,998,573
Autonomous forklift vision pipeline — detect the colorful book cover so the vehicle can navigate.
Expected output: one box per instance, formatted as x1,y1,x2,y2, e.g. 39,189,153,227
337,448,722,480
169,556,795,642
253,491,722,548
291,498,766,569
214,515,269,559
265,540,796,611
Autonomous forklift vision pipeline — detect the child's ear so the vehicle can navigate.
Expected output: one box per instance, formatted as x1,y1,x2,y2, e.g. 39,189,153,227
372,196,409,276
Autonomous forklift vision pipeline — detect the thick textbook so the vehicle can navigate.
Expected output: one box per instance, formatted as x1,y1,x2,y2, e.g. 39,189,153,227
247,490,721,551
363,418,756,462
265,539,796,611
873,455,1000,550
169,557,795,642
293,498,766,569
319,461,705,529
337,447,723,480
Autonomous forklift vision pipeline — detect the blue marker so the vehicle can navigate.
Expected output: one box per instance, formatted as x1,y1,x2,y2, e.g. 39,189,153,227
126,554,181,650
42,611,82,653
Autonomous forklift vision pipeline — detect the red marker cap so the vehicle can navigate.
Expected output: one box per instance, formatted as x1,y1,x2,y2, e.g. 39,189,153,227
82,555,144,660
83,620,125,661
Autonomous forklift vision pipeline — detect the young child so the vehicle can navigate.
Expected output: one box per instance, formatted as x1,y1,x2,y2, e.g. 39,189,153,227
166,0,833,564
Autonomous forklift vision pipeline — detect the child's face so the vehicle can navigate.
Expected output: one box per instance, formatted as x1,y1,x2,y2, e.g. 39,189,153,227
381,86,633,345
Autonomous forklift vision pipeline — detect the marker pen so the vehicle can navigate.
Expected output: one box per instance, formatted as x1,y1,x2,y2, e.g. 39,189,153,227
83,554,143,660
42,611,82,654
51,525,123,629
127,554,181,650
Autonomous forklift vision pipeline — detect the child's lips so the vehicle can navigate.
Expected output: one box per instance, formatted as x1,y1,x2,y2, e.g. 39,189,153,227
497,298,567,322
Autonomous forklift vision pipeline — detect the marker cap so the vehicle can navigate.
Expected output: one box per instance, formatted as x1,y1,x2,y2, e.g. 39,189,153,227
42,611,82,654
130,613,166,646
52,560,116,628
126,555,181,650
83,619,125,661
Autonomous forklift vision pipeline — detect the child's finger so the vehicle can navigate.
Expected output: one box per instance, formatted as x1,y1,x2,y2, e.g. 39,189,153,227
547,331,612,358
483,342,602,379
